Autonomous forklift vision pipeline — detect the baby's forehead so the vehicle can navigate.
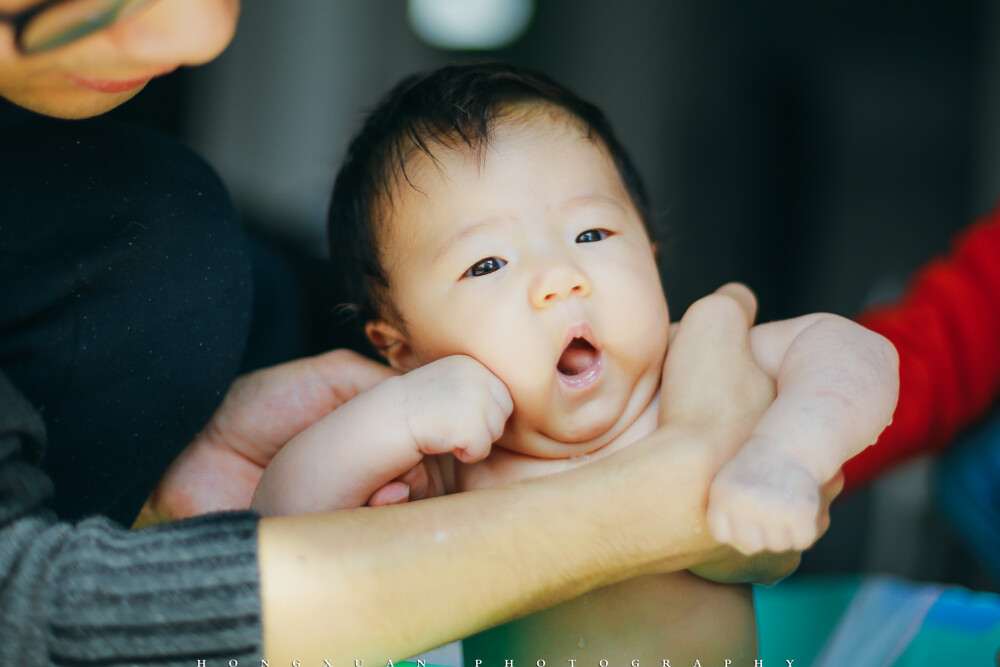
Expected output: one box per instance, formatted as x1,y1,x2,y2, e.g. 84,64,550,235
393,108,600,191
372,104,626,253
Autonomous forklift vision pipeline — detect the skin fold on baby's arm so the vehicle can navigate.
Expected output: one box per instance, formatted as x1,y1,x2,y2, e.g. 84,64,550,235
707,313,900,555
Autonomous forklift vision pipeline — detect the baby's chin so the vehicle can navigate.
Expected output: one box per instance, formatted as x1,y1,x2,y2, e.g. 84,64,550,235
499,415,622,459
501,378,662,459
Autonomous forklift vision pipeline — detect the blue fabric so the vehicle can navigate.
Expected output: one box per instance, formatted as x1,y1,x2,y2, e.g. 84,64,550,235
935,406,1000,582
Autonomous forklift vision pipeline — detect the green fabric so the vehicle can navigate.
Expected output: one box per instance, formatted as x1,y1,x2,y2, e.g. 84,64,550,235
755,574,862,663
756,574,1000,665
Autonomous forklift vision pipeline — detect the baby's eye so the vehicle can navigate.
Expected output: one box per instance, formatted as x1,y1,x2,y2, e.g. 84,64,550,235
576,228,612,243
464,257,507,278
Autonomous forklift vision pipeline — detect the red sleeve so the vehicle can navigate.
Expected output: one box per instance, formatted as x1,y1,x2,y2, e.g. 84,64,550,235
843,202,1000,493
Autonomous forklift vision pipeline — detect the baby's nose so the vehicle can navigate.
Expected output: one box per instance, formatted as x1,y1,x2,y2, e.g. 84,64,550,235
529,264,592,308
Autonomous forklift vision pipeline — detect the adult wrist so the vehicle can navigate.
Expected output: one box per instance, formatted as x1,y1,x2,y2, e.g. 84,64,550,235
565,424,724,580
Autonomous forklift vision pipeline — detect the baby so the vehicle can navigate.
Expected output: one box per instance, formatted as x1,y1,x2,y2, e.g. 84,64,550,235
252,63,898,661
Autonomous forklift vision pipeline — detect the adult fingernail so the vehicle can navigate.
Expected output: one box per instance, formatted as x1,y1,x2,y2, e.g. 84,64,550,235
403,466,429,500
386,483,410,504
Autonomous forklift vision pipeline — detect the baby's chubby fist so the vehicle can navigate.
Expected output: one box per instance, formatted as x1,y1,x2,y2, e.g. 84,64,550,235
391,355,514,463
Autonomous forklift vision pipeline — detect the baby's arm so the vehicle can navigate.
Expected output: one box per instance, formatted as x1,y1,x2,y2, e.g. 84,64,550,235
252,355,512,517
708,314,899,553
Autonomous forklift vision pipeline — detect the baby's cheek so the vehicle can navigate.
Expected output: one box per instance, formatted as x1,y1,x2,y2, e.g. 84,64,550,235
622,312,670,370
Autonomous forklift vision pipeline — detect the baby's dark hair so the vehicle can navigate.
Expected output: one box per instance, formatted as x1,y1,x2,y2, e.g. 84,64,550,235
328,61,652,326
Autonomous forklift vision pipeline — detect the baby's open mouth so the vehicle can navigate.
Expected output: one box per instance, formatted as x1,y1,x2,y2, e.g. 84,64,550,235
557,334,603,389
558,337,599,376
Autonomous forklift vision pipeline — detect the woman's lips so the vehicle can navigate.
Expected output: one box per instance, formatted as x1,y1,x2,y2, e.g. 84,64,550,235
67,66,178,93
67,74,153,93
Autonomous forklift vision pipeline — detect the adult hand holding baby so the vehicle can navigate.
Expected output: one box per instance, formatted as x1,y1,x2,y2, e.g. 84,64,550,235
661,283,842,583
436,283,837,585
254,284,803,663
658,283,772,463
135,349,399,527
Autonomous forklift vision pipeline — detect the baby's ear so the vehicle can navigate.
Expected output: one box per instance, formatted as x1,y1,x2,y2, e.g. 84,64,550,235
365,319,418,371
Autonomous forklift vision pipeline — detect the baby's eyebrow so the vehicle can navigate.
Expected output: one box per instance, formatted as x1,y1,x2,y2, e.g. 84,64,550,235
432,194,627,262
562,194,628,214
433,215,513,262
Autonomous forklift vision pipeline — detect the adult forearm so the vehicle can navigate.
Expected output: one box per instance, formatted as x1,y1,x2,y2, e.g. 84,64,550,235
258,425,722,663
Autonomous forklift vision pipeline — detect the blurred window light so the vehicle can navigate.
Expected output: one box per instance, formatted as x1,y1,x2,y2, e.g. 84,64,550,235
407,0,534,50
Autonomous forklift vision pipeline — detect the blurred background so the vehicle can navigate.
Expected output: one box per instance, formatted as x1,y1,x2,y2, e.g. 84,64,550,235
104,0,999,591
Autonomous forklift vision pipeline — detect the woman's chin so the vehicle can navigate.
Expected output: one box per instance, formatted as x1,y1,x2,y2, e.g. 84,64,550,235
9,86,144,120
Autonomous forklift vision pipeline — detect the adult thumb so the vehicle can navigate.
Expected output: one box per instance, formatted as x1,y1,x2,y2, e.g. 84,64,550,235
659,283,773,429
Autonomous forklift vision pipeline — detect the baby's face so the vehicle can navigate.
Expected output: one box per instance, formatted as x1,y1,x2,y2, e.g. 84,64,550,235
374,113,670,457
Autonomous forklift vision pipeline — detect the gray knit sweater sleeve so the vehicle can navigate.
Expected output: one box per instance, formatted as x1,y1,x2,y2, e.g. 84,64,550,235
0,371,263,665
